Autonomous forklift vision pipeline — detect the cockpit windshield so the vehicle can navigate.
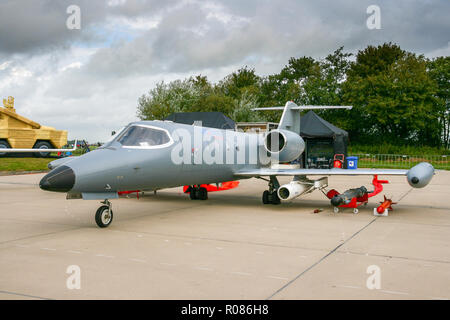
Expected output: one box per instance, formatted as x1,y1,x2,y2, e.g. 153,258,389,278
116,125,171,147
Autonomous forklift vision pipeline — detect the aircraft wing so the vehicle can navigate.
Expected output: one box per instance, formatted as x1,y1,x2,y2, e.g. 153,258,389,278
235,168,408,177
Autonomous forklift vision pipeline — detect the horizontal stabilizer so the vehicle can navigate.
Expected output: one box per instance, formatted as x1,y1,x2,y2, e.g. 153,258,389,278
252,105,352,111
252,101,352,134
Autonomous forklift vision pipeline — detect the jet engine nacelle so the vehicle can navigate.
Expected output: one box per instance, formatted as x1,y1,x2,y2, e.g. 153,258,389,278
407,162,434,188
277,182,313,201
264,129,304,163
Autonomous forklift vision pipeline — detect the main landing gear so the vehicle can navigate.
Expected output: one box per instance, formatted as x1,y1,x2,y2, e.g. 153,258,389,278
262,176,281,205
95,199,113,228
187,185,208,200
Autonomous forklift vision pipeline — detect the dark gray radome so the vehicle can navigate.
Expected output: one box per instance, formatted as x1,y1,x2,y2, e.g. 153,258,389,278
40,165,75,192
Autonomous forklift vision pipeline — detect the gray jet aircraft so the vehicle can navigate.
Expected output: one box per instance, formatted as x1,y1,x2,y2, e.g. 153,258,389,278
38,102,435,227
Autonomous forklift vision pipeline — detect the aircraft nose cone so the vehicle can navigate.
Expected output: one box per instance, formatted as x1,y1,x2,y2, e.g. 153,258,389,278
39,165,75,192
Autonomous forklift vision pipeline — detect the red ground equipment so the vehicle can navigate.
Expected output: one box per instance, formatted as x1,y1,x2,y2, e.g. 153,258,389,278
325,175,389,213
333,154,345,168
377,196,397,214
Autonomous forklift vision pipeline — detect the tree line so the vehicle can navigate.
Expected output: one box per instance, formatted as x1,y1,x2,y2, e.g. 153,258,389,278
137,43,449,149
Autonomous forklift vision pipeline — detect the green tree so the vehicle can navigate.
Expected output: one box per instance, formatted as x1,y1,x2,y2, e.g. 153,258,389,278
137,76,219,120
343,43,439,146
231,91,264,122
218,66,261,99
137,43,448,150
347,42,404,78
300,47,353,130
137,72,265,122
137,80,194,120
258,56,319,122
301,47,351,105
428,56,450,148
279,56,317,83
217,66,266,122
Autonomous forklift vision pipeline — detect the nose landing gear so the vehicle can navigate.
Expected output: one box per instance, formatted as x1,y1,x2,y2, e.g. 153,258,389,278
95,199,113,228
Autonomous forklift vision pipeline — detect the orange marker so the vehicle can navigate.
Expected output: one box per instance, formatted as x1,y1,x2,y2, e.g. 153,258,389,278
377,196,397,214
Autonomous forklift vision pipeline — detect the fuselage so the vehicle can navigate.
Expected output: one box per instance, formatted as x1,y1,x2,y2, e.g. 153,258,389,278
39,120,274,198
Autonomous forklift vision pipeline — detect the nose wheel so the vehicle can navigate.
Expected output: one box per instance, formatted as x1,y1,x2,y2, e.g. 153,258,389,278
95,200,113,228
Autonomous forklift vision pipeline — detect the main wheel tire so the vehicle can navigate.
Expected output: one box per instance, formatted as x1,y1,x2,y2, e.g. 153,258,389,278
271,192,281,205
198,187,208,200
189,188,198,200
95,205,113,228
33,141,52,158
0,140,11,157
262,190,270,204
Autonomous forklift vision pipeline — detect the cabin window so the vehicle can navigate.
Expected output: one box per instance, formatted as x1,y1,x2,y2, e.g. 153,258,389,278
117,125,170,147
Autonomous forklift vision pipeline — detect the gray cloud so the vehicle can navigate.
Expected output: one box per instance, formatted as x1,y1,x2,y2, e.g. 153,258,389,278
0,0,110,54
0,0,176,55
107,0,178,17
81,0,450,78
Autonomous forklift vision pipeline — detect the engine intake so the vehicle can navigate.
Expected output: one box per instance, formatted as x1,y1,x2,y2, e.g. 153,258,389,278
264,129,304,163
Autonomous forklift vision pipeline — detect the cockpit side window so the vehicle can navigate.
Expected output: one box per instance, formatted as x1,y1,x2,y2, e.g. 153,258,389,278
116,125,171,147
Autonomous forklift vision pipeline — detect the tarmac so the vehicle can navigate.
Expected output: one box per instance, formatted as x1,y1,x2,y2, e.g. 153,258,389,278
0,171,449,300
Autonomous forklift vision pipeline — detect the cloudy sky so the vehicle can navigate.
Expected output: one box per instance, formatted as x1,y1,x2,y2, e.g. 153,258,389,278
0,0,448,142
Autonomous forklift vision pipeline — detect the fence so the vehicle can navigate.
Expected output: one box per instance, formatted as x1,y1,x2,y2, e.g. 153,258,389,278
348,154,450,170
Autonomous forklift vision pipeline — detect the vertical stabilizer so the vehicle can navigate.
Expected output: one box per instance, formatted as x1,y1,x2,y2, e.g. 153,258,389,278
278,101,300,134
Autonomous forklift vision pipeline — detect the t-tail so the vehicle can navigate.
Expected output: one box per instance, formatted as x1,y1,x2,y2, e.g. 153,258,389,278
252,101,352,135
252,102,352,163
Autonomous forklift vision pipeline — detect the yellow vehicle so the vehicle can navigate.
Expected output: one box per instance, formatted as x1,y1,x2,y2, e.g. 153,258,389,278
0,97,68,157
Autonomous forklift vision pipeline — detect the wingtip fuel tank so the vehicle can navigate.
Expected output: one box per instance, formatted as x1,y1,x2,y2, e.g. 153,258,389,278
407,162,434,188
